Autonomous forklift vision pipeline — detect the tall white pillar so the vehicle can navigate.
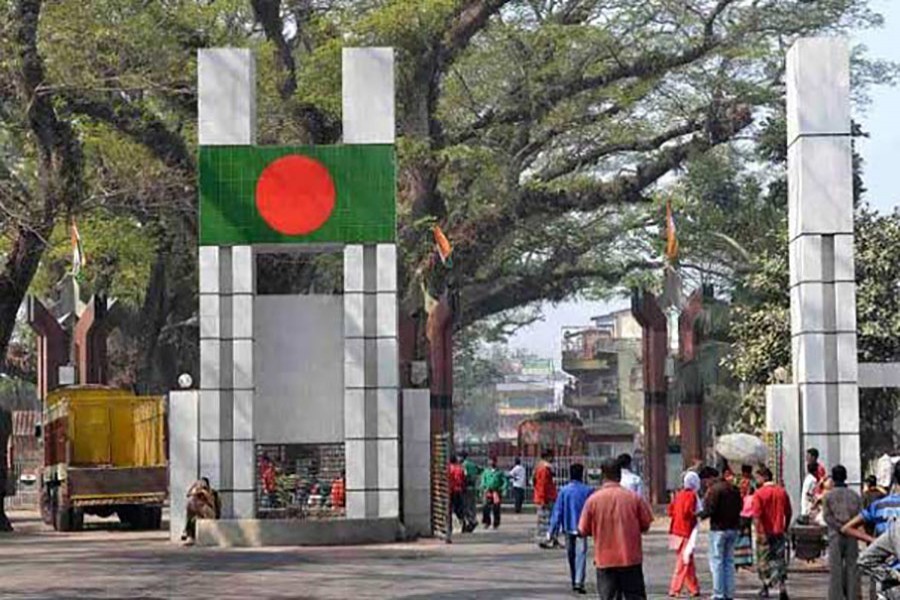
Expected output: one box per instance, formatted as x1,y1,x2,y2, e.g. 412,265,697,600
198,49,257,518
342,48,400,519
786,38,859,486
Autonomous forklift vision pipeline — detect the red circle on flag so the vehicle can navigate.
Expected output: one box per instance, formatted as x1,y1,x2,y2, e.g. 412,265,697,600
255,154,336,235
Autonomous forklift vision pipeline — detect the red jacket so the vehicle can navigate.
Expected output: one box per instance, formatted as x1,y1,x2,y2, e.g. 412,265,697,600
534,461,557,505
448,463,466,494
668,489,698,538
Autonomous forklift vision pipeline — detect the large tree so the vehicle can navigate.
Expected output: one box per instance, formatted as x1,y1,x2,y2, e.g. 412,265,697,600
0,0,890,392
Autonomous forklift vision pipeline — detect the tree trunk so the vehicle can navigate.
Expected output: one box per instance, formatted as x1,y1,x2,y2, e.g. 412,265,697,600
0,409,13,532
0,225,51,374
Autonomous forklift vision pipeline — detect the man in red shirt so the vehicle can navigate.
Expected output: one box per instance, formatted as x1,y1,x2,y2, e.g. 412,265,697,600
534,449,559,548
751,466,793,600
447,455,467,533
578,457,654,599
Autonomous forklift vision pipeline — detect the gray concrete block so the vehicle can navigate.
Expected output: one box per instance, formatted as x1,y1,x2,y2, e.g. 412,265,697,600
232,490,256,520
794,333,826,383
231,246,254,294
344,292,365,338
765,384,801,512
344,245,365,292
377,439,400,490
232,440,256,491
199,247,220,294
376,244,397,292
378,490,400,518
786,38,850,143
200,440,222,489
344,389,366,439
788,136,853,239
198,49,256,145
199,294,220,339
377,388,398,438
376,293,397,338
231,294,254,340
232,339,254,390
342,48,395,144
836,333,858,383
199,339,221,389
168,390,199,541
200,390,221,440
346,490,367,520
233,389,254,441
345,439,367,491
195,517,402,547
833,234,856,282
790,282,825,335
344,338,365,389
376,338,398,388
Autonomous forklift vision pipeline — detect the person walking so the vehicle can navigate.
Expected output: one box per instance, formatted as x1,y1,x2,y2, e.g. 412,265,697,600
460,451,481,532
548,463,594,595
667,471,702,598
534,449,559,548
752,466,793,600
822,464,862,600
618,453,644,498
448,455,467,533
578,458,653,600
698,467,742,600
479,457,507,529
509,457,527,514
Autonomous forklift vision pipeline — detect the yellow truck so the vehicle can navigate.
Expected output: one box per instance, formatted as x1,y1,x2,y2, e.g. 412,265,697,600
40,386,167,531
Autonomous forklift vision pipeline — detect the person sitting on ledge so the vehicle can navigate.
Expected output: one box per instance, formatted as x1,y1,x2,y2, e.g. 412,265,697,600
182,477,218,544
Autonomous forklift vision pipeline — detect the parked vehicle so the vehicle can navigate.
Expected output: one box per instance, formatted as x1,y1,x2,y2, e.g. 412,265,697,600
39,386,167,531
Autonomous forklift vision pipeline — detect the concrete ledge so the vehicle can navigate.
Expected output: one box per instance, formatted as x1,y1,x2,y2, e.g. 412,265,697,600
195,517,402,547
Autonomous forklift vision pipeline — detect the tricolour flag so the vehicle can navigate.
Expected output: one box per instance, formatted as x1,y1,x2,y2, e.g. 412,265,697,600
70,218,85,276
665,199,678,262
432,224,453,267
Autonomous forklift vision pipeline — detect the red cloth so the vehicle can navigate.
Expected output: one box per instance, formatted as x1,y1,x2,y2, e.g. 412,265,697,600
668,489,698,538
752,482,793,536
668,536,700,597
578,482,654,568
330,477,345,508
448,463,466,494
260,461,277,494
533,461,557,505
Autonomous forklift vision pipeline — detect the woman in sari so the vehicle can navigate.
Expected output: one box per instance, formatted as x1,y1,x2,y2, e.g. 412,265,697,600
182,477,218,543
735,465,756,569
668,471,702,598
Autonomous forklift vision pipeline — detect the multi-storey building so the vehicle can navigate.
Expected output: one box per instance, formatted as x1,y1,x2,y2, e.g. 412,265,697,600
561,309,643,458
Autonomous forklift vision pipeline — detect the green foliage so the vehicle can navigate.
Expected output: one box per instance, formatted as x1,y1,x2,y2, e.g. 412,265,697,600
28,211,155,309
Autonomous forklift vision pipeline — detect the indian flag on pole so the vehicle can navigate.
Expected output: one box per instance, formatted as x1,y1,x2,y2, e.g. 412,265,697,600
71,218,85,276
665,199,678,262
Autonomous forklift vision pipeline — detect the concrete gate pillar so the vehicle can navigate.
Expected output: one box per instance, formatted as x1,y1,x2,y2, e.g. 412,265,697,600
197,49,257,519
769,38,860,503
341,48,400,520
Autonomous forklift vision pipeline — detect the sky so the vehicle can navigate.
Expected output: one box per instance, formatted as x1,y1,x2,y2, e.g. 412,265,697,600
510,4,900,360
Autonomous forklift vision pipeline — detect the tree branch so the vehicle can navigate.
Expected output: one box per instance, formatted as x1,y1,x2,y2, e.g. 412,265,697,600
250,0,297,99
61,93,193,173
537,118,705,182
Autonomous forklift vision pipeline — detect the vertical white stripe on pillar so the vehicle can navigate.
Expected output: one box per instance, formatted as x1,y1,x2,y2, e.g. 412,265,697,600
198,48,257,517
342,47,397,519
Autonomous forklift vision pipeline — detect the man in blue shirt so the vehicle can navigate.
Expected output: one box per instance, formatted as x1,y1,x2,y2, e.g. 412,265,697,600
844,462,900,541
548,463,594,595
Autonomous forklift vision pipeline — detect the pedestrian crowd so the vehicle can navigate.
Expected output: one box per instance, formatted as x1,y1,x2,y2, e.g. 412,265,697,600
447,447,900,600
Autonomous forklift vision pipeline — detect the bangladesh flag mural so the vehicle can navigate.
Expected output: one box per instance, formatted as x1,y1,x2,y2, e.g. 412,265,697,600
199,144,395,245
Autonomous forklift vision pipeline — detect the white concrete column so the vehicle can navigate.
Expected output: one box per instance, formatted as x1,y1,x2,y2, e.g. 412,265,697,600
402,389,432,536
786,38,859,485
342,47,399,519
198,48,257,518
168,390,199,541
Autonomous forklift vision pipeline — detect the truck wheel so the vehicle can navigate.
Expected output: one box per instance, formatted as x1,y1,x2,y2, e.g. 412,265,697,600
116,506,136,528
145,507,162,530
70,507,84,531
54,504,73,532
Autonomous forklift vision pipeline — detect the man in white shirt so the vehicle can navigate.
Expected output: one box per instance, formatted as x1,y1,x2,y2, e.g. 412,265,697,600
508,457,527,513
617,453,643,498
801,461,819,517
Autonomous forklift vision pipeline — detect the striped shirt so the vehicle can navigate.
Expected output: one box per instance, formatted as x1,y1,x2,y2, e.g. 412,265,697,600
861,492,900,536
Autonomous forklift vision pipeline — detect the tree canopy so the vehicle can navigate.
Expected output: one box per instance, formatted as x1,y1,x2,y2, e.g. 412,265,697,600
0,0,894,391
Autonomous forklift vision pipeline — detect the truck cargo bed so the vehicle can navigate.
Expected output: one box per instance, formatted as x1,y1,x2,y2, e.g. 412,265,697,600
68,466,167,506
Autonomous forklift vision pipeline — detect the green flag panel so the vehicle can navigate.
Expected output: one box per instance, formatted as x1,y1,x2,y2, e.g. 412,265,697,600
199,145,395,245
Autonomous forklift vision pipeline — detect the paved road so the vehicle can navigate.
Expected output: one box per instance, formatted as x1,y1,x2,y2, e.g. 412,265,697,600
0,509,841,599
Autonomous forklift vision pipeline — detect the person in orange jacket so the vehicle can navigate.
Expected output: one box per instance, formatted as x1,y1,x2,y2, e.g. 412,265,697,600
534,448,559,548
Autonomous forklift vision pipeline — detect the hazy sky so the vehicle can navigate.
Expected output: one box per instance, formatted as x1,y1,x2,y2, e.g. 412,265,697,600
510,5,900,360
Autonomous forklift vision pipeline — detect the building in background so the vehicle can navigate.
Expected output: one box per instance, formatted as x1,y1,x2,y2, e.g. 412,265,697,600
496,357,560,441
5,411,41,510
561,308,643,459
